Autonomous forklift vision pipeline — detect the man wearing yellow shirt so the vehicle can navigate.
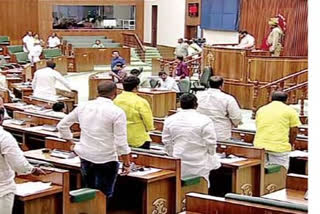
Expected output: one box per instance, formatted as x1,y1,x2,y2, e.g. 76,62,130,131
114,76,154,149
254,91,301,169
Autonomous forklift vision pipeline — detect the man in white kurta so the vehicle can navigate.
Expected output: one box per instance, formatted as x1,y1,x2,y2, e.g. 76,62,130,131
157,71,180,92
236,30,255,49
47,33,61,49
32,61,72,100
162,93,220,185
28,41,43,64
196,76,242,141
22,31,34,52
0,107,44,214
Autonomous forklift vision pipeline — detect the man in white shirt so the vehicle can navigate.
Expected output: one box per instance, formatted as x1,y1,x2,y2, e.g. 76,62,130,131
57,81,131,198
197,76,242,141
32,61,72,100
187,40,202,57
47,33,61,49
28,41,43,65
157,71,180,92
236,30,255,49
0,107,44,214
162,93,220,185
22,31,34,52
175,38,189,57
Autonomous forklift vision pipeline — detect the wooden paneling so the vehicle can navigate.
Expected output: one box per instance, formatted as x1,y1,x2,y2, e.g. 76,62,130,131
73,47,131,72
38,0,144,44
240,0,308,56
185,0,201,26
0,0,39,45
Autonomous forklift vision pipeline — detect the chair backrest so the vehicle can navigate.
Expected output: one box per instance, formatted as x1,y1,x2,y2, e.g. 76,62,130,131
15,52,29,63
7,45,24,55
0,36,10,44
150,78,159,88
178,79,191,93
200,66,213,87
43,48,63,59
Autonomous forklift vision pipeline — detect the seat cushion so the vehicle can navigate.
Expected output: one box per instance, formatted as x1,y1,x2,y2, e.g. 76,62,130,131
182,176,202,186
70,188,97,203
265,164,281,174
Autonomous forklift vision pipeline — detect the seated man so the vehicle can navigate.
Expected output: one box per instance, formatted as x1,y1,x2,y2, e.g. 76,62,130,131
92,40,105,48
52,102,66,117
254,91,301,170
114,76,154,149
175,56,189,79
235,30,255,49
196,76,242,141
162,93,220,184
156,71,180,92
32,61,72,100
110,63,127,83
47,33,61,49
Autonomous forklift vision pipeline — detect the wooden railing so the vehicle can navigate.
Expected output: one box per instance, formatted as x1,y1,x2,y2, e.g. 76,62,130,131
251,69,308,119
158,52,202,76
122,33,146,62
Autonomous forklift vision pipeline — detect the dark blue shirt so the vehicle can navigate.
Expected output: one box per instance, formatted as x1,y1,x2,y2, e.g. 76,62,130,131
111,57,126,72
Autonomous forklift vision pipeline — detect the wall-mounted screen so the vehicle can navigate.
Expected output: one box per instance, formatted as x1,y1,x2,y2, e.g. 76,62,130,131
53,5,136,30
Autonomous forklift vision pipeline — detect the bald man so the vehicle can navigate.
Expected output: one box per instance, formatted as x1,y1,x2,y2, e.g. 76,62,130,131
57,81,131,198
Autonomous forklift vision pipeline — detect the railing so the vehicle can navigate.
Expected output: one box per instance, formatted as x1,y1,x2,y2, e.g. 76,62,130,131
251,69,308,119
122,33,146,62
158,52,202,76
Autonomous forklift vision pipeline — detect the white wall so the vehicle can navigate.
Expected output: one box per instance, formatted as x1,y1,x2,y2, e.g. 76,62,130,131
144,0,186,47
203,29,239,44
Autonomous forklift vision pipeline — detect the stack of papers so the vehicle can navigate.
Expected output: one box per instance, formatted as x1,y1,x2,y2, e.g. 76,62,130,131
290,150,308,158
128,168,161,177
16,182,52,196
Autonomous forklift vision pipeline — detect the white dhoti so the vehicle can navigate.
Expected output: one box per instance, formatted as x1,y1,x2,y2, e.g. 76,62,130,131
0,193,15,214
265,151,290,170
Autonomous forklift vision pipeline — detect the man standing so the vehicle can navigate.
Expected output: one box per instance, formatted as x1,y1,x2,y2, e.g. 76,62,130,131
162,93,220,184
267,18,284,56
28,40,43,65
175,38,189,58
57,81,131,197
32,61,72,100
114,76,154,149
111,50,126,74
22,31,34,53
0,107,44,214
254,91,301,170
197,76,242,141
236,30,255,49
157,71,180,92
175,56,189,79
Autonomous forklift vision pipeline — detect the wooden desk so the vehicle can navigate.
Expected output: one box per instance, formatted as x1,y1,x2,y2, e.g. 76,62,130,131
11,83,33,98
24,147,181,214
262,189,307,206
35,57,68,76
88,72,113,100
183,192,307,214
72,47,131,72
116,85,177,118
203,46,308,109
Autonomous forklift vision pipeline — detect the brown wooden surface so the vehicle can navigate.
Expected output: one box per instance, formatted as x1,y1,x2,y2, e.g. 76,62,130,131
203,46,308,109
286,174,308,192
73,47,130,72
240,0,308,56
88,72,113,100
262,189,307,206
185,0,201,26
184,193,307,214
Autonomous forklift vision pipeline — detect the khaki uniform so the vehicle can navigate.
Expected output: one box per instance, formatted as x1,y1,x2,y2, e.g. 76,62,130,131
267,27,284,56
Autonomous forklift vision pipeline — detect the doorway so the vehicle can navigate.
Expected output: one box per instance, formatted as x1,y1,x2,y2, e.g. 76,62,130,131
151,5,158,47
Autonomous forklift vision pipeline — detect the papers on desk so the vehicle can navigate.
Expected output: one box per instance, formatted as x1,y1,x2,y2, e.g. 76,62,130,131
128,168,162,177
16,182,52,196
62,156,81,165
290,150,308,158
218,154,248,164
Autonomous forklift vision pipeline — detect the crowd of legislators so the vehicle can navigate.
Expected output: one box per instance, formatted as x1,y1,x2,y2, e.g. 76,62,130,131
0,28,300,213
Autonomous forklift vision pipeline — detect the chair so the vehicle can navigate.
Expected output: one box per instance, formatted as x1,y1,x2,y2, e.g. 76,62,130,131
7,45,24,55
150,78,159,88
14,52,30,64
191,66,213,93
0,36,10,45
178,78,191,94
43,48,63,59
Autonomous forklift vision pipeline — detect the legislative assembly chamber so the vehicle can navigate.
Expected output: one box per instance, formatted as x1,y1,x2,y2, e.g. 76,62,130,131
0,0,314,213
